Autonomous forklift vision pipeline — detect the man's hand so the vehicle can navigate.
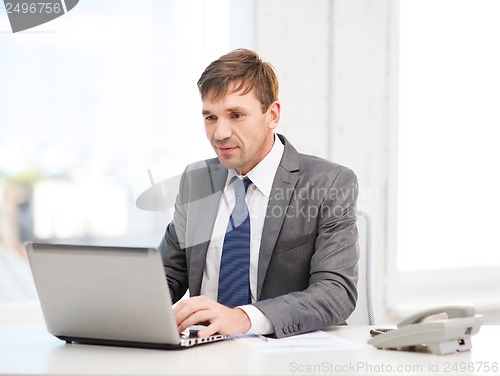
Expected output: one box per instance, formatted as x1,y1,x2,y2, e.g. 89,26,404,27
173,295,251,337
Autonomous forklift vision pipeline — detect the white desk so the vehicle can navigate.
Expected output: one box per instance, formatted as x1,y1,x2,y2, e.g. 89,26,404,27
0,319,499,376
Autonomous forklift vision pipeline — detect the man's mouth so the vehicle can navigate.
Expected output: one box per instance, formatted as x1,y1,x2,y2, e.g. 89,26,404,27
217,145,238,153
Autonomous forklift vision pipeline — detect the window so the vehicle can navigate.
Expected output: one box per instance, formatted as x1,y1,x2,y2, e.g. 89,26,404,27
395,0,500,314
0,0,240,304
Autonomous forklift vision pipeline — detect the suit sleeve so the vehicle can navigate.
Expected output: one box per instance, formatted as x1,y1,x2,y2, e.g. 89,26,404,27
253,167,359,338
158,168,189,303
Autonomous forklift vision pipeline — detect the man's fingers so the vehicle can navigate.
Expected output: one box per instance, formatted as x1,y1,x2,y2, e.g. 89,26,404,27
177,309,213,333
174,296,212,326
172,296,249,337
196,322,220,338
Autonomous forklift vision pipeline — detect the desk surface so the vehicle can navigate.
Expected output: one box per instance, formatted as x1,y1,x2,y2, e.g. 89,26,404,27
0,306,499,376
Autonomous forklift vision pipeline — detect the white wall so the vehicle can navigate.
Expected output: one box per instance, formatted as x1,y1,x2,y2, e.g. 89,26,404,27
252,0,397,322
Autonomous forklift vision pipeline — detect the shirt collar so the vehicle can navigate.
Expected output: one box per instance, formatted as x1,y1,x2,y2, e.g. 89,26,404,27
225,134,284,199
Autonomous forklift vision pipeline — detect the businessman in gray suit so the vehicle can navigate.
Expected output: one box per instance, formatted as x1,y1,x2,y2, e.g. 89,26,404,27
159,49,359,339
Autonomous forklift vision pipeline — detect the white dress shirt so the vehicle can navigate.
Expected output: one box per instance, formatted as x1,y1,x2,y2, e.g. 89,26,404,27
200,135,284,335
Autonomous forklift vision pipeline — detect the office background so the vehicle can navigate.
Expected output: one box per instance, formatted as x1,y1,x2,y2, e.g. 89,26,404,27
1,0,499,324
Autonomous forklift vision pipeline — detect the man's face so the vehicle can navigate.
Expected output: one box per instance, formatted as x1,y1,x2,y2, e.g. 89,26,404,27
202,84,280,175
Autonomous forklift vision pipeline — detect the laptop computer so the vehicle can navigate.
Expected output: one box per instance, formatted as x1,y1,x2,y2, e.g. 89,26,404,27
25,242,229,349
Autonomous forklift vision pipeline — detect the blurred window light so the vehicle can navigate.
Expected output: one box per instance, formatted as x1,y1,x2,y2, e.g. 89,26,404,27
396,0,500,312
0,0,237,303
33,180,128,239
398,0,500,270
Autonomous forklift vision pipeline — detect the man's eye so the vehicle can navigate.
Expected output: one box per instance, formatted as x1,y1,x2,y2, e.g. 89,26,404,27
232,112,244,119
205,115,217,122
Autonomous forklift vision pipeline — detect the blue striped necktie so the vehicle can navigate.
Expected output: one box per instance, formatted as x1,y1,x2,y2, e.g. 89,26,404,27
217,177,252,307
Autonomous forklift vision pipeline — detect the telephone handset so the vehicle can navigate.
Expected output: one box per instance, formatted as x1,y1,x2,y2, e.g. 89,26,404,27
367,305,484,355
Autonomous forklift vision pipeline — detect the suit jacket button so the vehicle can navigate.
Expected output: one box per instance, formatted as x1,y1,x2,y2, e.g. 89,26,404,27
283,327,289,334
288,325,294,332
293,324,299,331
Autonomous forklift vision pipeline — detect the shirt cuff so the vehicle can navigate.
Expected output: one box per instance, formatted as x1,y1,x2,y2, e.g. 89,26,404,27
238,304,274,335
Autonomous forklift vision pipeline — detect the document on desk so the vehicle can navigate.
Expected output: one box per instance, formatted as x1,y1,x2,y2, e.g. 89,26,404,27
235,331,368,352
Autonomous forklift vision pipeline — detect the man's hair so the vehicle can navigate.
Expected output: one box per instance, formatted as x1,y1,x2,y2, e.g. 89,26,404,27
197,48,279,113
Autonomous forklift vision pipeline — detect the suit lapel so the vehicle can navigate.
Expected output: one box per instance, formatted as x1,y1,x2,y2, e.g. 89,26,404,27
257,135,300,299
187,161,227,296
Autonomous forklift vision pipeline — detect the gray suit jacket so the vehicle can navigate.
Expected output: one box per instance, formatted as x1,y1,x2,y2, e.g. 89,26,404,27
158,134,359,338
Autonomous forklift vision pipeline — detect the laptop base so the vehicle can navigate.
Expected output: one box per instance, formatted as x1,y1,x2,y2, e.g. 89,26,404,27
57,333,229,350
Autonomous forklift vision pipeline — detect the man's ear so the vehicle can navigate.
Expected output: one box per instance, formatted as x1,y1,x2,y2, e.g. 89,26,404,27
267,101,281,129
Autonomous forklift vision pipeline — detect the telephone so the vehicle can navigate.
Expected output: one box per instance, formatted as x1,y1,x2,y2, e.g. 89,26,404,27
367,305,484,355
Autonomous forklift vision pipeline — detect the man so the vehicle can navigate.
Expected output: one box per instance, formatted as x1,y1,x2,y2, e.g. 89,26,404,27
159,49,359,339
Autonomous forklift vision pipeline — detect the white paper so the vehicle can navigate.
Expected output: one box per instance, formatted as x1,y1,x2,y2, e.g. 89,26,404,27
234,331,369,352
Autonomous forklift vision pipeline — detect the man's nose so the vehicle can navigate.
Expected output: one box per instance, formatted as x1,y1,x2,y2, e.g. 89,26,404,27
213,119,232,140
